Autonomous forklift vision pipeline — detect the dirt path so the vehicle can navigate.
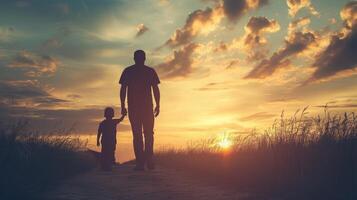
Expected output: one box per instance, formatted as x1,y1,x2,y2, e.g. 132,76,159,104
44,164,261,200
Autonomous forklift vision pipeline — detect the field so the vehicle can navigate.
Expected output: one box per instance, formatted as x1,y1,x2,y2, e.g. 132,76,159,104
0,121,96,199
156,108,357,200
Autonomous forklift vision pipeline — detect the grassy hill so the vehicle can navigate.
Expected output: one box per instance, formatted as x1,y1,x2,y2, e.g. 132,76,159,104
0,121,96,199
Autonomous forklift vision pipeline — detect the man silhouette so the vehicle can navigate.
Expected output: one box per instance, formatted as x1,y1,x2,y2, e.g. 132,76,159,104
119,50,160,171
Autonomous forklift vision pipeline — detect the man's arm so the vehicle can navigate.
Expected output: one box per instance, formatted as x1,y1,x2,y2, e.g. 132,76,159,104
153,84,160,117
97,125,102,147
120,85,128,115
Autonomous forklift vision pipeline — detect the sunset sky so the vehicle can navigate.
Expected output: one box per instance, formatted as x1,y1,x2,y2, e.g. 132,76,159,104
1,0,357,148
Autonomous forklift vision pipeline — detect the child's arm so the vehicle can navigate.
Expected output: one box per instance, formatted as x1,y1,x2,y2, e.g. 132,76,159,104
114,114,126,124
97,123,102,147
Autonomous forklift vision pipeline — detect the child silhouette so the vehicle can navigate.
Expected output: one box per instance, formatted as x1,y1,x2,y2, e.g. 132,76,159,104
97,107,126,171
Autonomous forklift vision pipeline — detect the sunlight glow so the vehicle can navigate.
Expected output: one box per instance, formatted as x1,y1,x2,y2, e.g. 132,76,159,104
217,134,233,150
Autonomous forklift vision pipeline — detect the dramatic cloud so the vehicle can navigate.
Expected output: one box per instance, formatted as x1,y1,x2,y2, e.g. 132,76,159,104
164,6,224,47
135,24,149,37
156,43,198,79
308,1,357,82
287,0,319,17
288,16,311,34
8,51,59,77
245,31,318,78
0,80,66,107
222,0,269,22
241,16,280,61
212,16,279,62
163,0,269,48
340,1,357,29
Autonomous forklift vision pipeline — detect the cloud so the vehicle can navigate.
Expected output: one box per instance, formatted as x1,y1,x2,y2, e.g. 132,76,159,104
245,31,318,79
162,0,269,48
340,1,357,29
240,112,276,121
8,51,59,77
222,0,269,22
0,80,66,107
163,6,224,47
226,59,240,69
212,16,279,62
0,104,131,134
307,1,357,82
196,82,231,91
288,16,311,34
66,94,82,100
156,43,199,79
241,16,280,62
315,97,357,109
286,0,319,17
41,27,71,49
135,24,149,37
214,41,229,52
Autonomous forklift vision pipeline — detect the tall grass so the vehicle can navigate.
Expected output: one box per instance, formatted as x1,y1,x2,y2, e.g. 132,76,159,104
0,121,96,199
156,108,357,200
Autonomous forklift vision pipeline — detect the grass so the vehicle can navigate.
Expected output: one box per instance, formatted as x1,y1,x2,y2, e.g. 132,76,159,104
0,121,96,199
156,108,357,200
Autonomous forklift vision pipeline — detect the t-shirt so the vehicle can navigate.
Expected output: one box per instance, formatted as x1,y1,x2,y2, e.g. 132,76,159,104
98,119,121,146
119,64,160,109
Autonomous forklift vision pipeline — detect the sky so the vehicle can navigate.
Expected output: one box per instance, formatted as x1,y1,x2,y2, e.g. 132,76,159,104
1,0,357,148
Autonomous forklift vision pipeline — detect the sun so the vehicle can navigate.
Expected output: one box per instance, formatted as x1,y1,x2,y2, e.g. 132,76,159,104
217,134,233,150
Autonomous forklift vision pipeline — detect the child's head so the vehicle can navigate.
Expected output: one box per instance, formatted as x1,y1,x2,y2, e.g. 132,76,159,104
104,107,114,119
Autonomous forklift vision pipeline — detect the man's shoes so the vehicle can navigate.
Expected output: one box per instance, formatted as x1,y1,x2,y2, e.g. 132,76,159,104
133,165,145,171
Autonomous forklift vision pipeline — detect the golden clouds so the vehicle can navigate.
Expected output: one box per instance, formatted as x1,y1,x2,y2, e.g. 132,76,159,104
163,0,269,48
222,0,268,22
9,51,59,77
243,16,280,61
156,43,199,79
286,0,318,17
340,1,357,29
218,16,280,62
136,24,149,37
245,31,318,79
308,2,357,83
288,16,311,35
164,6,224,47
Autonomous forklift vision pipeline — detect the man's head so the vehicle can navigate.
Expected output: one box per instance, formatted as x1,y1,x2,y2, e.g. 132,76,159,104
134,50,146,65
104,107,114,119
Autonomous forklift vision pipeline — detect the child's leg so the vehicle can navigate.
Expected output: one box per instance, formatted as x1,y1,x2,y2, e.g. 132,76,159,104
101,145,112,171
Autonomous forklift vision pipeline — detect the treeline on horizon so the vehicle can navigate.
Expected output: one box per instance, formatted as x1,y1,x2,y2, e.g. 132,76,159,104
157,108,357,200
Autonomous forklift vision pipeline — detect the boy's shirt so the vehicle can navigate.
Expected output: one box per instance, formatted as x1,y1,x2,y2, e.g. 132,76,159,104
98,119,121,146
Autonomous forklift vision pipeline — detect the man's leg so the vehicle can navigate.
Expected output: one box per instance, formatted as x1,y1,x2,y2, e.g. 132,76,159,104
129,111,145,169
143,110,155,169
111,146,116,164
